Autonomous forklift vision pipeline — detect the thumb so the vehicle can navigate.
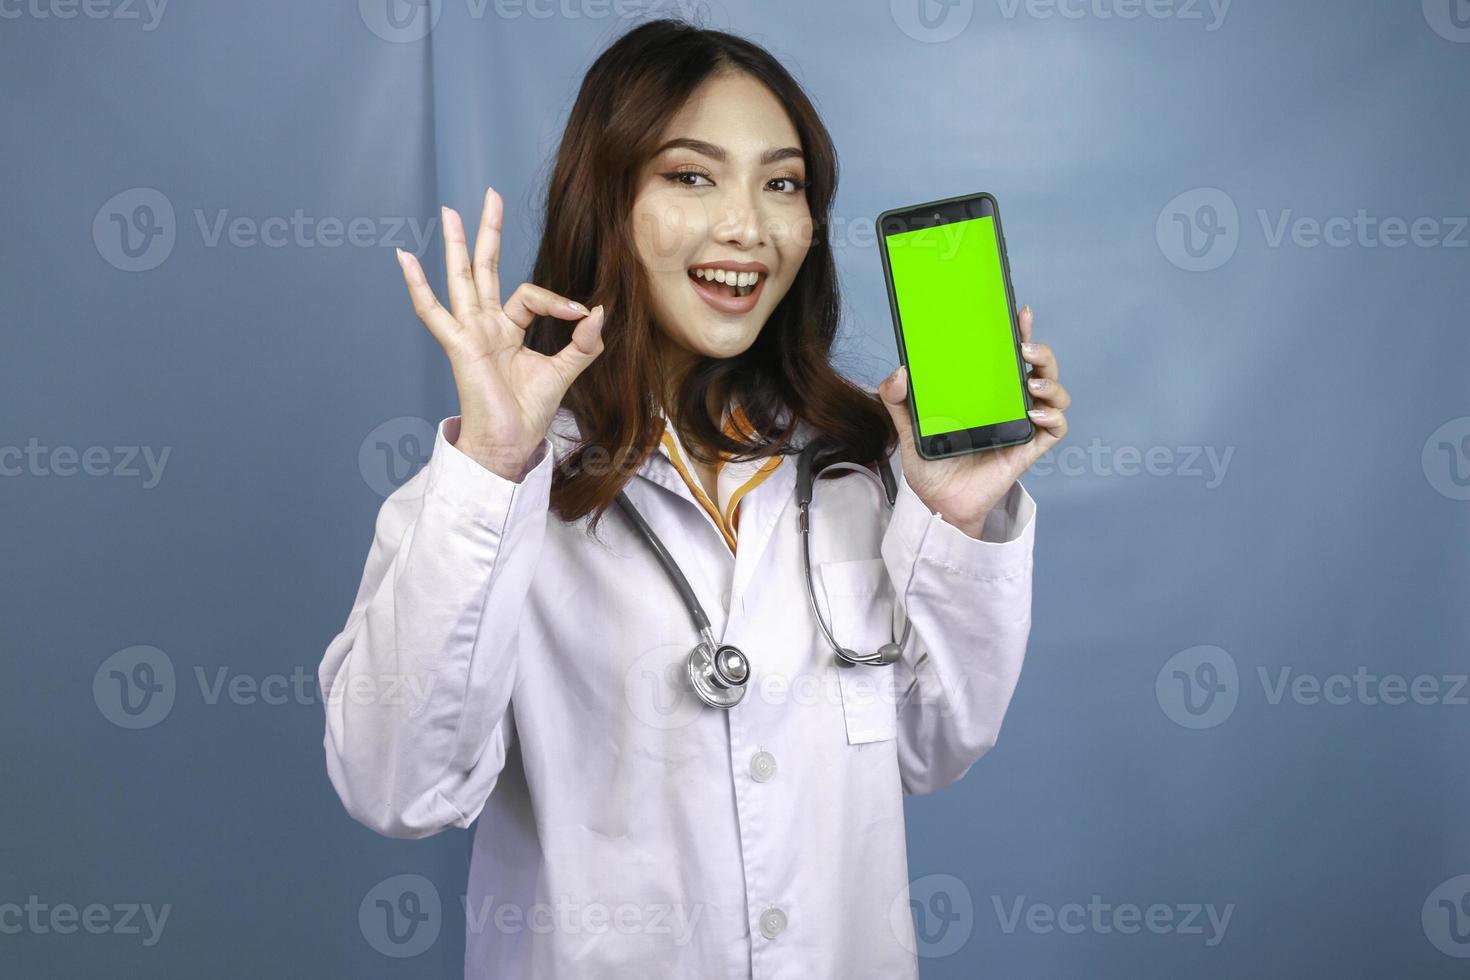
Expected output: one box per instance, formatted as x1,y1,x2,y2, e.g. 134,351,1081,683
879,365,917,457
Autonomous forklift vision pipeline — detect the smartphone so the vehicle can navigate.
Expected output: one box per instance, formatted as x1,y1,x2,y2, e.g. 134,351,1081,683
876,192,1034,460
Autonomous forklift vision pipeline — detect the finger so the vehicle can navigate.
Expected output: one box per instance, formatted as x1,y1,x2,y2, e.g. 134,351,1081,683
441,206,480,320
396,248,463,347
1017,303,1034,344
1025,406,1068,441
878,365,919,459
471,186,504,310
1025,376,1071,411
1020,340,1057,380
548,304,607,387
503,281,593,331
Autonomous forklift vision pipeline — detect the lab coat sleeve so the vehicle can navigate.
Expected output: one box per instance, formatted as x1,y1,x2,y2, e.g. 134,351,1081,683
878,449,1036,796
317,415,553,838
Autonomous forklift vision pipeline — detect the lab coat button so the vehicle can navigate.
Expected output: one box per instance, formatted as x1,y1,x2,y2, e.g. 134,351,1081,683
750,751,776,782
759,906,787,939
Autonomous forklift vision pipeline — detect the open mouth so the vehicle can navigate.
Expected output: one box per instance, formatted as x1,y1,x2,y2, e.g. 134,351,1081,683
687,266,762,298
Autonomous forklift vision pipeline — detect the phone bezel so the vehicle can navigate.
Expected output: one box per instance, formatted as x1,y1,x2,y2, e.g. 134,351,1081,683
875,192,1035,460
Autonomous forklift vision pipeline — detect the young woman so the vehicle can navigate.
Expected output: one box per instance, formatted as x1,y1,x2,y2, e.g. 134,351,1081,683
319,18,1068,979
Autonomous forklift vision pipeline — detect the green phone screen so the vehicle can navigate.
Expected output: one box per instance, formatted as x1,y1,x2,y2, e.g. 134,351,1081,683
883,215,1026,437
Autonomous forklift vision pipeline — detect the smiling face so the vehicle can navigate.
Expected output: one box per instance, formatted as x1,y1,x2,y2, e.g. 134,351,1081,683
630,71,813,393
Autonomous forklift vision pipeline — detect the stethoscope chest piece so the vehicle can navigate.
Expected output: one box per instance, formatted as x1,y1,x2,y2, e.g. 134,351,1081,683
688,637,748,708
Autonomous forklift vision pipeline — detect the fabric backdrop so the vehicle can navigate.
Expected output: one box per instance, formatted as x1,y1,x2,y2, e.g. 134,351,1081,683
2,0,1466,976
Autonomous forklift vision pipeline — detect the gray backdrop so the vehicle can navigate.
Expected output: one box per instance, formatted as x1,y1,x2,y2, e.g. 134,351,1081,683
2,0,1467,976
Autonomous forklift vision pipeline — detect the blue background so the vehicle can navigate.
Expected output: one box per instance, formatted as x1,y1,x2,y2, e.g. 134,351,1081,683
2,0,1467,976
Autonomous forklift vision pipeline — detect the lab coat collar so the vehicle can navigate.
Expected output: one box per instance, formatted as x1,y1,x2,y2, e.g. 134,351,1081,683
549,402,816,601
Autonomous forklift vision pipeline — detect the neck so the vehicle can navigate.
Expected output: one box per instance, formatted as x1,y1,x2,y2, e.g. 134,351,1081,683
656,340,727,430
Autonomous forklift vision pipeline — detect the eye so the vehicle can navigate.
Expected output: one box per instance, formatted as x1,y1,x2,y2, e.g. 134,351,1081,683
768,176,808,194
660,169,713,188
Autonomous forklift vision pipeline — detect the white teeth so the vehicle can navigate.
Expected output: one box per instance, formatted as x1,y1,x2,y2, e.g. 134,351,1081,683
692,267,762,286
691,267,762,300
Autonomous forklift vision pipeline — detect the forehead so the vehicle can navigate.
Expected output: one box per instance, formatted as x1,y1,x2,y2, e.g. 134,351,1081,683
657,71,802,153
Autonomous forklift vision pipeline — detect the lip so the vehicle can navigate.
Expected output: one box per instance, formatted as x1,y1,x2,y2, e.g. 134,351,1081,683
687,263,768,315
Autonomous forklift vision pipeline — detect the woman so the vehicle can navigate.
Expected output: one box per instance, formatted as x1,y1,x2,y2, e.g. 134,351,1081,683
319,18,1069,978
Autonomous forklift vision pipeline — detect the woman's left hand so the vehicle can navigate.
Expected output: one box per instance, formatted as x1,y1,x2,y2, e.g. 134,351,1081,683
878,304,1069,538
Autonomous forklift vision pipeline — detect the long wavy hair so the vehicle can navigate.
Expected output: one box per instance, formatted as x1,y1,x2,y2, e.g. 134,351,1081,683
524,17,895,532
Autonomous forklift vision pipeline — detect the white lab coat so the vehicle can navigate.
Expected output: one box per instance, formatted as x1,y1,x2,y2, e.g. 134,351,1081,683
319,395,1036,979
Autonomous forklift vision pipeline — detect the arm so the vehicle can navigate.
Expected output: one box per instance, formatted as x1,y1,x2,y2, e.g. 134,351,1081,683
317,416,554,838
879,447,1036,796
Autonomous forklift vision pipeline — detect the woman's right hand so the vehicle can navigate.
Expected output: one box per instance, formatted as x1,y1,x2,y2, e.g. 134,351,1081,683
395,187,605,481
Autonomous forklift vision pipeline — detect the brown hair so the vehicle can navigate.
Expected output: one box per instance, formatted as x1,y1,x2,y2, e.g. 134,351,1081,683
523,17,895,532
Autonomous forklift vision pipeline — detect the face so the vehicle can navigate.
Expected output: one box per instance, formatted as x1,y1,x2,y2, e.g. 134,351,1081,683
630,71,813,380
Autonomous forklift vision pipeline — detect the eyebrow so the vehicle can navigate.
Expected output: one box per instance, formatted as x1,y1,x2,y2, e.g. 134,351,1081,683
653,137,804,166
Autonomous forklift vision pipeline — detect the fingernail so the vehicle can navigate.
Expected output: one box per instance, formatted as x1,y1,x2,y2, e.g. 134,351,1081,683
1027,408,1048,420
395,247,404,261
568,300,590,315
1022,304,1032,317
1021,342,1038,356
1028,377,1050,392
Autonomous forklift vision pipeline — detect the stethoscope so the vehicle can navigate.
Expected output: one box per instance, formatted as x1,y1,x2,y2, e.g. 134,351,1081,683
612,436,913,709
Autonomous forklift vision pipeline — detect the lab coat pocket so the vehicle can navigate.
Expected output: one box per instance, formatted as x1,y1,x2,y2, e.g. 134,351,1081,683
818,558,900,745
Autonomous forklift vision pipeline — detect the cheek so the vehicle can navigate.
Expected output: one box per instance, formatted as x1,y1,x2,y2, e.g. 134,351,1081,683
632,192,710,277
768,206,814,272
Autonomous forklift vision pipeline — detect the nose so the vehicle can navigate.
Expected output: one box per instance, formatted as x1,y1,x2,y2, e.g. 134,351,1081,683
710,185,764,250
